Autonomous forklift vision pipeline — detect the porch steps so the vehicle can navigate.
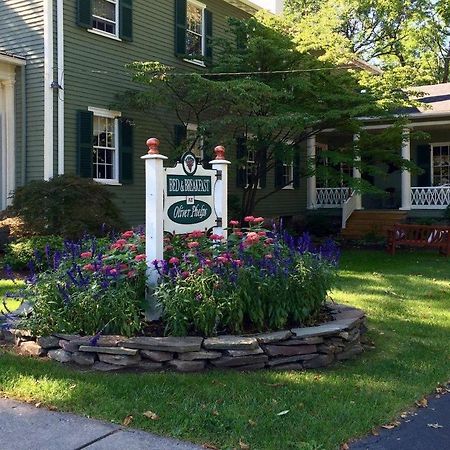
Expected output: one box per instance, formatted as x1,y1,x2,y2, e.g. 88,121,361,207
341,210,407,240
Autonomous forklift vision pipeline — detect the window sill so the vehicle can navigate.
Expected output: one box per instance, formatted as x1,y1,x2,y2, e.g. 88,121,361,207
88,29,122,42
282,185,295,190
94,179,122,186
183,58,206,68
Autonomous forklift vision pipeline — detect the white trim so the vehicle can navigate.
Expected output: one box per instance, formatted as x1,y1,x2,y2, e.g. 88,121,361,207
94,179,122,186
87,28,122,41
182,58,206,67
43,0,54,180
88,106,121,118
430,142,450,186
57,0,65,175
222,0,260,13
0,54,26,66
186,0,206,60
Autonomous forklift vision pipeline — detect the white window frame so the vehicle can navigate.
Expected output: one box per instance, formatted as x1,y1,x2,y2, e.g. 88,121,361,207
89,0,121,41
282,162,294,190
430,142,450,186
89,107,121,186
184,0,206,67
245,144,262,189
186,123,204,160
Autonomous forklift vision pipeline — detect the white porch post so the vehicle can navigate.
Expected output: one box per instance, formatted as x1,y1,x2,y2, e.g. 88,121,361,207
210,146,231,238
353,134,362,210
2,79,16,208
141,138,167,286
306,134,317,209
400,128,411,210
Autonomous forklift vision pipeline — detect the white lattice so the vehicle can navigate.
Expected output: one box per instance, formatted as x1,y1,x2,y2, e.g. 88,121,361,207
316,187,351,208
411,186,450,209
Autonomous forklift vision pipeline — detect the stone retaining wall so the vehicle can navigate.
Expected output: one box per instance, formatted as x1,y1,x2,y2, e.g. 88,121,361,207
1,303,367,372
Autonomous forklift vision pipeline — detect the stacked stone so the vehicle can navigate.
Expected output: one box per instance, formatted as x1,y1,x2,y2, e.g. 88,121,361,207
1,304,367,373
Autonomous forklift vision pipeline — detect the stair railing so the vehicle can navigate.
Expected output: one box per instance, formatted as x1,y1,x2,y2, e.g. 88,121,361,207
342,191,357,229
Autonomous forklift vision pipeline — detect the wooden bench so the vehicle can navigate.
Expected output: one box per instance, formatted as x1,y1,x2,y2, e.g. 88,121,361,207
387,223,450,256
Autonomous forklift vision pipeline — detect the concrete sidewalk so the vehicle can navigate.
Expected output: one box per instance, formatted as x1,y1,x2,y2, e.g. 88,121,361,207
350,389,450,450
0,398,201,450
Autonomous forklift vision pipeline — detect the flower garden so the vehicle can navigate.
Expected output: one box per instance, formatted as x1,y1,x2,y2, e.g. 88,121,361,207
0,217,368,372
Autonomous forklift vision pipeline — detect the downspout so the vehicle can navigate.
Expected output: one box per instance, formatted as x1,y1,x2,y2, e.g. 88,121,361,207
43,0,54,180
57,0,64,175
21,65,26,185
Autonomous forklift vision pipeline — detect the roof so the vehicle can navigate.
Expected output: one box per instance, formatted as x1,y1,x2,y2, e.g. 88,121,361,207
406,83,450,114
0,50,26,66
223,0,260,13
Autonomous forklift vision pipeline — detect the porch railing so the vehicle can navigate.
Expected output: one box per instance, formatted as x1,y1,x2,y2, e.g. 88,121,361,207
316,187,351,208
411,186,450,209
341,191,357,229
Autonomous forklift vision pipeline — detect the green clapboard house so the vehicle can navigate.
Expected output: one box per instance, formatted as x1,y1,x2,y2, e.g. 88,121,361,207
1,0,289,226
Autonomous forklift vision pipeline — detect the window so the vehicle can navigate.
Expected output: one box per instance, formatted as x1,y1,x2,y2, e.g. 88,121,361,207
92,0,117,35
91,108,120,183
431,143,450,186
316,143,352,188
186,1,205,58
186,124,204,160
77,0,133,41
282,162,294,189
245,147,261,188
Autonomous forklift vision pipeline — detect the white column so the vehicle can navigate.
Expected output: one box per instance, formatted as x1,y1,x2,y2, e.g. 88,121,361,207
210,145,231,238
306,134,317,209
353,134,362,210
141,138,167,287
400,128,411,210
3,79,16,207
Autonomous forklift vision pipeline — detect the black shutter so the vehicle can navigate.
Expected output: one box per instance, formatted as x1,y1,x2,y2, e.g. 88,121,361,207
119,0,133,41
77,0,92,28
274,158,284,188
293,150,301,188
236,137,247,188
119,119,133,184
175,0,187,56
416,144,431,187
174,124,187,161
76,110,93,178
204,10,213,63
201,133,212,168
259,149,267,189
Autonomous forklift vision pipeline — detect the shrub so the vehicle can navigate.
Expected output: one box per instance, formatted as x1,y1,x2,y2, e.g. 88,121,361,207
3,235,64,271
19,230,146,336
154,218,339,336
12,175,127,239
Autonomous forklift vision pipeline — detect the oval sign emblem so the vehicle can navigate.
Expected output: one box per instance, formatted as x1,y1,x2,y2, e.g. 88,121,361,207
167,200,212,225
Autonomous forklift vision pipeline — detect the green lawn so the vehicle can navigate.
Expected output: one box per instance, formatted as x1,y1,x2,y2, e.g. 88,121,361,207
1,250,449,450
0,279,24,313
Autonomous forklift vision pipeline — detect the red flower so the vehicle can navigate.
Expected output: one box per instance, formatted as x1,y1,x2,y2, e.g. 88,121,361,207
257,231,267,237
229,220,239,226
80,251,92,259
265,254,273,259
209,234,224,241
128,244,138,252
83,263,95,272
233,259,243,266
265,238,274,245
119,264,129,271
181,271,190,279
188,230,204,238
253,217,264,223
116,239,127,246
121,230,134,239
110,268,118,276
233,231,243,237
187,241,199,249
169,257,180,265
127,270,137,278
164,245,174,252
135,254,146,262
244,215,255,223
217,256,228,264
196,268,204,274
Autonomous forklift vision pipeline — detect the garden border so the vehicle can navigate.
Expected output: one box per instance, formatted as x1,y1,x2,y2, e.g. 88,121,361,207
2,303,367,372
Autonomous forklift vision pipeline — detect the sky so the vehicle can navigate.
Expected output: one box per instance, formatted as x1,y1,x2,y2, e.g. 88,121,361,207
250,0,284,13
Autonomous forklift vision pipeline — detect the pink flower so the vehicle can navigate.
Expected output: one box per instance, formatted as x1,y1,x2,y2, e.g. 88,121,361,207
169,257,180,265
80,251,92,258
119,264,129,271
246,232,260,243
135,254,146,262
187,241,199,249
233,231,243,237
217,256,228,264
253,217,264,224
204,258,212,266
196,268,204,274
121,230,134,239
265,254,273,259
116,239,127,246
128,244,138,252
83,263,95,272
209,234,224,241
164,245,173,252
244,215,255,223
127,270,137,278
109,269,118,276
181,271,190,279
257,231,266,237
233,259,243,266
265,238,274,245
229,220,239,226
189,230,204,238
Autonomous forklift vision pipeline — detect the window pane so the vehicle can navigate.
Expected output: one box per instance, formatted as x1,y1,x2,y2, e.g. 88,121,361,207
186,32,202,56
187,3,202,34
93,114,117,180
93,0,116,21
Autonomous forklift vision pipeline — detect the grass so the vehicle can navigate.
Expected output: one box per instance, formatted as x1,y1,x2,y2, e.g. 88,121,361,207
0,279,24,313
0,250,449,450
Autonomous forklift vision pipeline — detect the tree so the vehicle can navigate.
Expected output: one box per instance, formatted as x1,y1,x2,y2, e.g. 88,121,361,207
122,14,414,218
286,0,450,84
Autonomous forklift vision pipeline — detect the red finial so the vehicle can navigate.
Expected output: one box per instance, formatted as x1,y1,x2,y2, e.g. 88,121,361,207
214,145,225,160
146,138,160,154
